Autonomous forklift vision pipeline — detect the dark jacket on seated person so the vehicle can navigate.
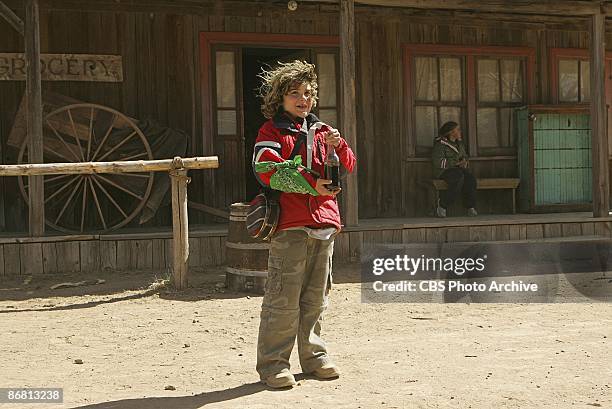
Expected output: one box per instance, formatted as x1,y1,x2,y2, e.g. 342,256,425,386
431,135,469,178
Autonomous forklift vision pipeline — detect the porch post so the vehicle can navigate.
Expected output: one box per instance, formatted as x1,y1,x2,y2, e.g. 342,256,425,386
590,9,609,217
340,0,359,226
25,0,45,236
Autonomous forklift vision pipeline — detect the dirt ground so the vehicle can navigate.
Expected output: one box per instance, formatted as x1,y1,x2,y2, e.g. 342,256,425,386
0,265,610,409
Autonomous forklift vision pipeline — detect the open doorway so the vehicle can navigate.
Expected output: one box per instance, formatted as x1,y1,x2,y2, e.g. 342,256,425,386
242,47,311,199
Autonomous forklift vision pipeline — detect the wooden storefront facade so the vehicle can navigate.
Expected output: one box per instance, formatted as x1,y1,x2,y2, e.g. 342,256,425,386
1,0,612,275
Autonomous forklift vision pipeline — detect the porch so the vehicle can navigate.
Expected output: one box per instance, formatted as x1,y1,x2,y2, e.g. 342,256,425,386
1,212,610,278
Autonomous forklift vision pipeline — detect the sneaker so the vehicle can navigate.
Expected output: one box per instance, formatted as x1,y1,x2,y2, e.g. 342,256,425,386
436,206,447,218
310,363,340,379
467,208,478,217
262,368,297,388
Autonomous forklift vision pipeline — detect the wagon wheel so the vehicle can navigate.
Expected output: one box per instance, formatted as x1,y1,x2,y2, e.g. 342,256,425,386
18,103,155,234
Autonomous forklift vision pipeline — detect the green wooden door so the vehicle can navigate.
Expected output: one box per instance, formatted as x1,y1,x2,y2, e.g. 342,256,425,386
533,113,591,205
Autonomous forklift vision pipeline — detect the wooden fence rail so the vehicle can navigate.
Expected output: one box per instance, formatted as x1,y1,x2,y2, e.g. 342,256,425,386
0,155,219,290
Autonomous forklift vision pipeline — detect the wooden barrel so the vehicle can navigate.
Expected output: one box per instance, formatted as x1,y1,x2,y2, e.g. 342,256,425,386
225,202,270,293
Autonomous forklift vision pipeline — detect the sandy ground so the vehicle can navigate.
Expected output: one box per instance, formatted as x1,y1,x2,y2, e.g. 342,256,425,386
0,265,610,409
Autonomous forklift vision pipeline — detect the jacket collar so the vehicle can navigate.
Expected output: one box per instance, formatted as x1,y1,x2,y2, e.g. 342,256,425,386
435,136,460,154
272,110,321,133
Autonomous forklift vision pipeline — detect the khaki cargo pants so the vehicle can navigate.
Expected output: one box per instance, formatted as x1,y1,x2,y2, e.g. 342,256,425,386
256,229,335,380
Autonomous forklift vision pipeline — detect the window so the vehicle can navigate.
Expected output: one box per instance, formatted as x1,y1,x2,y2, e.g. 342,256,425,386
558,59,590,103
413,56,464,154
405,45,534,157
476,58,524,151
316,52,339,127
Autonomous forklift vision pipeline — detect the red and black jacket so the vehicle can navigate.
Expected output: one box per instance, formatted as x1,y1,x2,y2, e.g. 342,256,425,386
252,111,356,231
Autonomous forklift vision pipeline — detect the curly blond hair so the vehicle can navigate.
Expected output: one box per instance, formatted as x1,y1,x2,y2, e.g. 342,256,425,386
258,60,318,119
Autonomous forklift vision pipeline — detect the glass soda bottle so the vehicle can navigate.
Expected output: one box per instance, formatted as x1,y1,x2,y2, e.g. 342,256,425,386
324,143,340,190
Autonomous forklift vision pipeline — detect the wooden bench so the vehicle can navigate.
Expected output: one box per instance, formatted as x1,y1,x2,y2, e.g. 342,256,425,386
432,178,520,214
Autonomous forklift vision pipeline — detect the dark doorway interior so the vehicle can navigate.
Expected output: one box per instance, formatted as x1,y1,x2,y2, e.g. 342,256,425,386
242,47,311,199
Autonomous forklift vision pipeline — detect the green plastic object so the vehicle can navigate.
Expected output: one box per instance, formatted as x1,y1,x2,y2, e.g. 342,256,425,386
255,155,319,196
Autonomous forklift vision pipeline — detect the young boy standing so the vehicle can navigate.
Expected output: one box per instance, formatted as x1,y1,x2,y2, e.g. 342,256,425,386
252,60,356,388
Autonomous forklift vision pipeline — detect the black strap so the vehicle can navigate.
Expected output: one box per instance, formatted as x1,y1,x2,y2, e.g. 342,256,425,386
289,131,306,160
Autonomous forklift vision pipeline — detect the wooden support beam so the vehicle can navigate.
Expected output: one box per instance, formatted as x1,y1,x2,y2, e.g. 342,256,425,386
340,0,359,227
0,1,23,36
590,11,609,218
0,156,219,176
170,159,190,290
302,0,604,16
25,0,44,237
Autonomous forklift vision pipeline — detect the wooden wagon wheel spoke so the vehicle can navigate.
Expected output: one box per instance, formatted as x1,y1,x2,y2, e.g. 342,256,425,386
118,152,149,161
23,173,72,189
88,178,107,230
67,109,85,161
44,175,80,204
93,173,144,200
86,107,94,161
80,177,89,233
90,113,117,161
45,174,73,184
121,173,151,179
91,175,128,218
54,178,84,224
46,120,82,162
96,131,138,162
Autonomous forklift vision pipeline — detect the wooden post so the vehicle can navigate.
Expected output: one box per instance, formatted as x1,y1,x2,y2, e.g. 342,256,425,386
25,0,45,236
0,1,24,36
170,157,190,290
340,0,359,226
590,10,609,217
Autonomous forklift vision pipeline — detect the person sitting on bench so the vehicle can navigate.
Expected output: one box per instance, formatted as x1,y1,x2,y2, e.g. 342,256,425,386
431,121,477,218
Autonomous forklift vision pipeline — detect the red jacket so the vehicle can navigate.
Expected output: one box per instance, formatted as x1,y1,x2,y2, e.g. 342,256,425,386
252,112,356,231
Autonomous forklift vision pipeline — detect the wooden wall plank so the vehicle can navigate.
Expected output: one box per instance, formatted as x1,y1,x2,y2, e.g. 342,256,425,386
594,221,612,237
55,241,80,273
42,242,58,274
446,226,470,242
543,223,562,238
164,238,173,269
348,231,363,262
402,228,427,243
426,227,444,243
188,237,201,268
135,239,153,270
561,223,582,237
494,225,510,241
581,222,595,236
4,244,21,275
20,242,43,275
508,224,526,240
469,225,494,241
99,240,117,271
201,236,217,266
526,224,544,239
0,245,4,276
80,241,100,273
152,238,166,270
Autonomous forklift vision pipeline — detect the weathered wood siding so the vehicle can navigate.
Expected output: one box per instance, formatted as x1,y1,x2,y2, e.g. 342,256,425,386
0,1,609,232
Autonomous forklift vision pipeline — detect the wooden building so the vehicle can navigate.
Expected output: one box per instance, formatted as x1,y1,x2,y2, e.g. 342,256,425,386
1,0,612,276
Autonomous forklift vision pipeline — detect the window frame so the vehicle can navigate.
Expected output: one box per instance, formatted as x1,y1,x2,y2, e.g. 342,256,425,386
403,44,536,158
550,47,612,104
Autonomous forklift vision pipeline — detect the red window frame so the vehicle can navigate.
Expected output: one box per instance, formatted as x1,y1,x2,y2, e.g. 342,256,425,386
403,44,536,158
550,47,612,104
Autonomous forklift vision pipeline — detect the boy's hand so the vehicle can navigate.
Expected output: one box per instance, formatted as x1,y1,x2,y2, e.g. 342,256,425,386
315,178,341,196
322,129,341,148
